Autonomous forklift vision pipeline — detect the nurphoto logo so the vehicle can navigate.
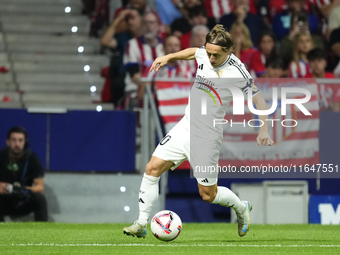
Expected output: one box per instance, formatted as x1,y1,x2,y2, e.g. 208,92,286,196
199,80,312,128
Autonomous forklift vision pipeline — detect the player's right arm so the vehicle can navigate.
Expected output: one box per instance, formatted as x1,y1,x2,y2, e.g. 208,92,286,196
149,47,198,72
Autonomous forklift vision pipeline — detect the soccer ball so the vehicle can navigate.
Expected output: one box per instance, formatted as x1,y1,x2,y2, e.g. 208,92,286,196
151,210,182,241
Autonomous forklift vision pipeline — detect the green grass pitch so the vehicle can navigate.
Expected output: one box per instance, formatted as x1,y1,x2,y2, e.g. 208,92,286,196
0,223,339,255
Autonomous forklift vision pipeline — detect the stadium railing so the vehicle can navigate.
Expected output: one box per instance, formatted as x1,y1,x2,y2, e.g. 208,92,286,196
140,82,167,211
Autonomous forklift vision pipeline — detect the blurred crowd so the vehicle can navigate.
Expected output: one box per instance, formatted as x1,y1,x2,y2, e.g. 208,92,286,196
84,0,340,111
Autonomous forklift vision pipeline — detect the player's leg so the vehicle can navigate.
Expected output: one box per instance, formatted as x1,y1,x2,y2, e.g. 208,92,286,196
197,180,252,237
124,117,188,238
138,156,174,224
123,156,174,238
192,136,252,237
197,181,245,210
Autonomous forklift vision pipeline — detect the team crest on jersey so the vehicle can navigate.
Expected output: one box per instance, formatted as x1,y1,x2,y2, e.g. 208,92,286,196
216,70,223,78
251,83,259,92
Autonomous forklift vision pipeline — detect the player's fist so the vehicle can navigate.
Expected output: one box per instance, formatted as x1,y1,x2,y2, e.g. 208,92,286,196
256,132,274,147
149,56,170,72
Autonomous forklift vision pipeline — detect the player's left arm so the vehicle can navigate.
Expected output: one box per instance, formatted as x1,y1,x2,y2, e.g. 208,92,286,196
149,48,198,72
252,92,274,147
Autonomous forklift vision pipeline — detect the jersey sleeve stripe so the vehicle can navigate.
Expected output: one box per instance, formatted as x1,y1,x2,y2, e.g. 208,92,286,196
232,63,251,79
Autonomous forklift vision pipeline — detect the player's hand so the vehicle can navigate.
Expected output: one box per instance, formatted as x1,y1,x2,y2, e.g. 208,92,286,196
256,132,274,147
149,56,170,72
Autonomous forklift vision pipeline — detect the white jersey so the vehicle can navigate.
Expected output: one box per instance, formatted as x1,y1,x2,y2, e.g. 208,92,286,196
184,46,259,140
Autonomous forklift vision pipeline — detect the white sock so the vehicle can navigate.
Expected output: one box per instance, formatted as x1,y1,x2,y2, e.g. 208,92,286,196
137,173,160,225
212,186,245,212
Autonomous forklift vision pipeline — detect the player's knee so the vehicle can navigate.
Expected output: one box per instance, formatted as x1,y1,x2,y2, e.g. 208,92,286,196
145,161,162,177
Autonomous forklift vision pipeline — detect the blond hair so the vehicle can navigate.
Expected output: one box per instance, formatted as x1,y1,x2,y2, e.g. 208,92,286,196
230,22,253,50
205,24,234,52
292,33,314,64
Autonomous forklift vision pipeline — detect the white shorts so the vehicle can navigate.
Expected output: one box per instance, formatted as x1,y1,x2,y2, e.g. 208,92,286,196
152,117,220,186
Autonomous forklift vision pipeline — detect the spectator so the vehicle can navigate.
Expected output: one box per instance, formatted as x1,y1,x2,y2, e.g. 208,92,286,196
179,8,214,49
265,57,286,78
267,0,312,21
174,25,208,76
272,0,318,40
289,33,314,78
328,1,340,37
308,0,340,38
204,0,263,22
305,48,335,78
156,0,204,29
100,8,142,106
267,0,288,21
305,48,340,112
329,28,340,78
154,0,182,26
258,30,278,65
114,0,150,19
204,0,234,22
220,0,267,47
172,0,202,17
113,0,163,35
254,0,273,26
155,35,193,78
170,0,203,37
0,127,47,222
280,11,324,68
230,22,266,78
190,25,210,48
123,11,164,110
172,5,215,38
312,0,340,19
89,0,111,37
187,25,210,75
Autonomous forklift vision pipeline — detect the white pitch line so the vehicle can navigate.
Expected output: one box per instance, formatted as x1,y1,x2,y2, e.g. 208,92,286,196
0,243,339,248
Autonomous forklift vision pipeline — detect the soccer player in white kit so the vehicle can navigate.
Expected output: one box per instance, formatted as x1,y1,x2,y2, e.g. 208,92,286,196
123,25,274,238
